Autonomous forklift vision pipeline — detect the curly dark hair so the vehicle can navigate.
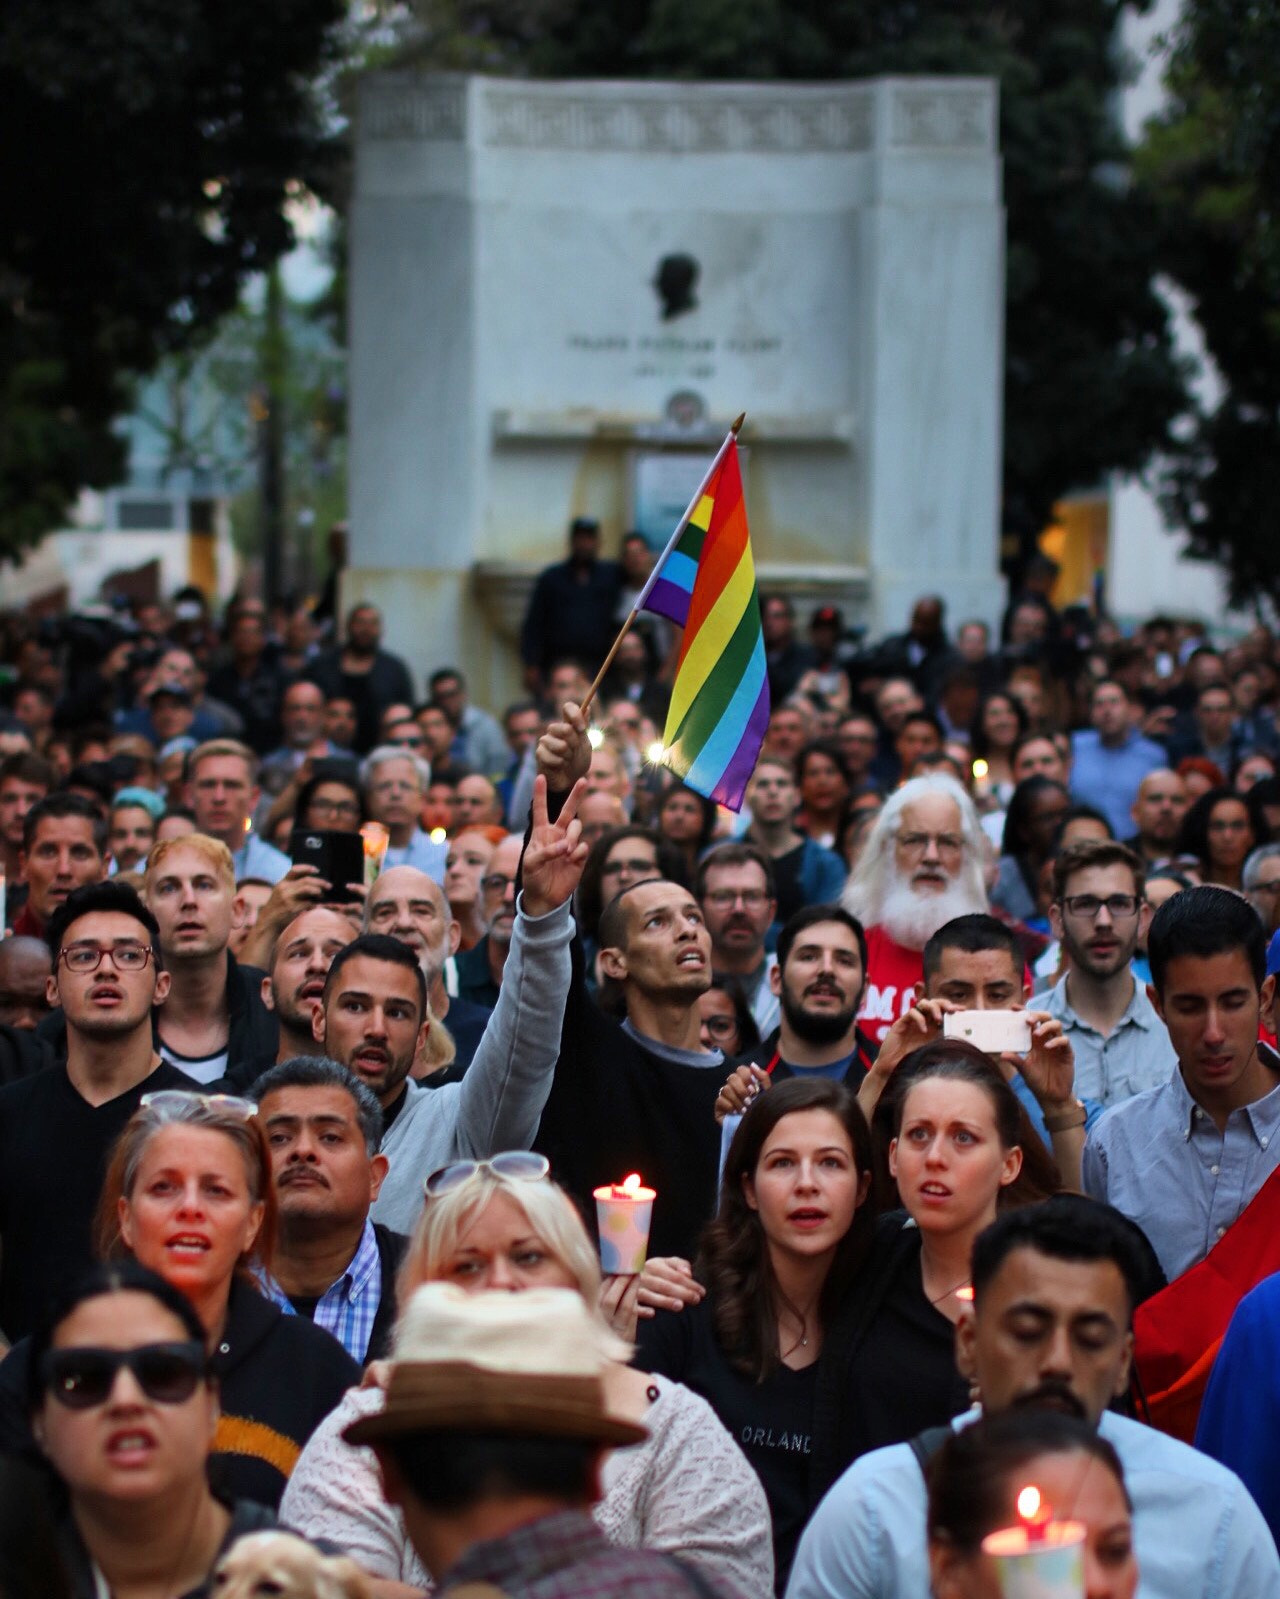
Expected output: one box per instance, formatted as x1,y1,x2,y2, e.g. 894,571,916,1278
1174,786,1270,880
696,1077,876,1383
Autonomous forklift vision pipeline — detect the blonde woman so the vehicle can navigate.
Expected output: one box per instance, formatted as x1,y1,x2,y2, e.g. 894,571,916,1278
281,1153,773,1598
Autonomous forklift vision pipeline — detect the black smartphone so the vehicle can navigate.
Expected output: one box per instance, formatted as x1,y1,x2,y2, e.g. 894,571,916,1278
289,827,365,905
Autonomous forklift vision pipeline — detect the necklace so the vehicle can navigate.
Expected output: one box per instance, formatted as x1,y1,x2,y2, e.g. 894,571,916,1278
927,1276,972,1308
775,1285,821,1359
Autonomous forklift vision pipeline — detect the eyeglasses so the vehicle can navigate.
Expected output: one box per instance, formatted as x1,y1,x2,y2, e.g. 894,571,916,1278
700,1014,739,1039
1249,879,1280,896
1060,894,1141,920
309,798,360,821
896,832,964,858
424,1150,551,1198
1208,818,1251,833
139,1090,257,1122
390,734,425,748
481,873,516,896
59,942,154,974
41,1343,208,1410
601,857,658,878
704,889,771,910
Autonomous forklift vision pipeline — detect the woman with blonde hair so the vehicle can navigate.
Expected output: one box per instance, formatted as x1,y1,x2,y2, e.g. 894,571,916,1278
281,1152,773,1597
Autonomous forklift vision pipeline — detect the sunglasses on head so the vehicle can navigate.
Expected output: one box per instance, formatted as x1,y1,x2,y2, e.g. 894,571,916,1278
41,1342,208,1410
139,1090,257,1123
423,1150,550,1198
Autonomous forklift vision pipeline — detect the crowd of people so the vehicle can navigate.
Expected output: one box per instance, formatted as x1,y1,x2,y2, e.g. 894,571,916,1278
2,527,1280,1598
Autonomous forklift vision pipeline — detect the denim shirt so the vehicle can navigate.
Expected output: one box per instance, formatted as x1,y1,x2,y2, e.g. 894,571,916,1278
1082,1059,1280,1281
1043,972,1176,1107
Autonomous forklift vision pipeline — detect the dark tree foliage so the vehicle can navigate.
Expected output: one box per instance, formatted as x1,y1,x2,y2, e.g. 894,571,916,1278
1139,0,1280,610
0,0,346,559
404,0,1190,550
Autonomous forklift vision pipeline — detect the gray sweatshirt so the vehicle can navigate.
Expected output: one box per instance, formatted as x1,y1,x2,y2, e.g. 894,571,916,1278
371,896,571,1233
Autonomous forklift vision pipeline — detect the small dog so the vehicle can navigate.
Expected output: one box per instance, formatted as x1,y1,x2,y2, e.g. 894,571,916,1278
212,1530,374,1599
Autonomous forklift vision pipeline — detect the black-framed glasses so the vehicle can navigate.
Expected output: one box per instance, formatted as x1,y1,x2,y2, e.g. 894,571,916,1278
601,857,658,878
41,1343,208,1410
481,873,516,895
704,888,771,910
309,797,360,821
1061,893,1141,920
59,942,153,974
424,1150,550,1198
700,1014,739,1039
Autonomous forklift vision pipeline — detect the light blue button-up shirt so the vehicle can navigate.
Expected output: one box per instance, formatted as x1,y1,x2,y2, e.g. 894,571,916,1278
1070,727,1168,838
383,827,447,883
231,832,291,885
1043,972,1176,1107
1083,1058,1280,1281
786,1408,1280,1599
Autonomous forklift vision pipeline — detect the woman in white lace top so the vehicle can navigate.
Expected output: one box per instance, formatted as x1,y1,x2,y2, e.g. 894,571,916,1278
280,1154,773,1597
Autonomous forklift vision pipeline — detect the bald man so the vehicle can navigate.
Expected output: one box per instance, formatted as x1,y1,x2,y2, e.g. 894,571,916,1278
1125,769,1188,869
365,865,492,1072
0,937,52,1034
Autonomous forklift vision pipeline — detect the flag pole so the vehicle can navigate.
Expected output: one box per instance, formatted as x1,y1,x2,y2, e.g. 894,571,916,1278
578,412,746,719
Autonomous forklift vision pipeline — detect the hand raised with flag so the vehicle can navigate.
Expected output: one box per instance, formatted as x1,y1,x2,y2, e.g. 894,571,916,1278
521,776,590,918
536,699,592,793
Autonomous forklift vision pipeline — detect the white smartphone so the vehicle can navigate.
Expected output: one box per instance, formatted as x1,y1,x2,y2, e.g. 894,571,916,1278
943,1009,1032,1054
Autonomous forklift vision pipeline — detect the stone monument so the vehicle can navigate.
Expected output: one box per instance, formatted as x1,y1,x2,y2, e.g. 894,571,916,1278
349,72,1005,704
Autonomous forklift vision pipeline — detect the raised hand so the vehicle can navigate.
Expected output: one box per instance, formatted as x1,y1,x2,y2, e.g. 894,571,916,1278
715,1063,770,1124
521,776,590,917
1007,1010,1076,1112
536,699,592,793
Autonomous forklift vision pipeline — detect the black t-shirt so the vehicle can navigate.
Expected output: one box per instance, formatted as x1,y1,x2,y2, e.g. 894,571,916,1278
0,1059,195,1342
834,1241,971,1464
635,1298,816,1594
769,842,807,928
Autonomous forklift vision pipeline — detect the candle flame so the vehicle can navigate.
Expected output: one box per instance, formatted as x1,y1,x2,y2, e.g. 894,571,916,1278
621,1173,644,1195
360,822,389,859
429,827,447,844
955,1284,974,1303
1017,1485,1043,1524
587,726,604,750
646,740,666,765
971,758,989,779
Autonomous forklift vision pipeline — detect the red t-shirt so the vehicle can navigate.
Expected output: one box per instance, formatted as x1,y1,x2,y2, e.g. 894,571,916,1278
857,924,924,1045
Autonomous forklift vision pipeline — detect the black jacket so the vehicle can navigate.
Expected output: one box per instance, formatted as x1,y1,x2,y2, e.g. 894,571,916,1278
0,1278,358,1510
367,1223,408,1364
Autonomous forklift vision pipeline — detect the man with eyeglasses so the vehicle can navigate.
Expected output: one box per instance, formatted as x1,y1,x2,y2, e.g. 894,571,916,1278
0,881,194,1342
1244,844,1280,937
1084,885,1280,1282
361,745,446,882
695,842,781,1038
1043,841,1174,1108
453,834,524,1008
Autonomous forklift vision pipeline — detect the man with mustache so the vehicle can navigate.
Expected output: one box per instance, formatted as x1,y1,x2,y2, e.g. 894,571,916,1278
787,1196,1279,1599
842,775,989,1045
1043,840,1174,1108
697,843,780,1038
252,1057,403,1366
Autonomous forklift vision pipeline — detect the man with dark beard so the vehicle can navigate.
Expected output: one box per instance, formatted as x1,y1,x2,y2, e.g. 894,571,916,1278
841,775,989,1045
729,905,876,1090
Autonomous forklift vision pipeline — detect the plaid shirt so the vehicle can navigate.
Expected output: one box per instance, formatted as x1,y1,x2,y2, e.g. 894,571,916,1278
440,1508,739,1598
257,1218,383,1365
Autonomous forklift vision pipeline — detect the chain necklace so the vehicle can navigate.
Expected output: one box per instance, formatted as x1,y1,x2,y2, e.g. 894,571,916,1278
775,1285,821,1360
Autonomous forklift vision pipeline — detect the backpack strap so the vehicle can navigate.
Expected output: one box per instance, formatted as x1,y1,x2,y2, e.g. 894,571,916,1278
909,1424,955,1472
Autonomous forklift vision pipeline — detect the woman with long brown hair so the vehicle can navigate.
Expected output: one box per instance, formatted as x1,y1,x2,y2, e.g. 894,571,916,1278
635,1076,878,1592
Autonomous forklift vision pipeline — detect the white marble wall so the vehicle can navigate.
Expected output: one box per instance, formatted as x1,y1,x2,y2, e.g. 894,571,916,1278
349,74,1006,701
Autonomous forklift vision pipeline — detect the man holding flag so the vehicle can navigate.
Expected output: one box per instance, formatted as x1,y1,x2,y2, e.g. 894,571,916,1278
533,420,773,1256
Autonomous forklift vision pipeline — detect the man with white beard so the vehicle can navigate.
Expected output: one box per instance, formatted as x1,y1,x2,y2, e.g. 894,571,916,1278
841,774,988,1044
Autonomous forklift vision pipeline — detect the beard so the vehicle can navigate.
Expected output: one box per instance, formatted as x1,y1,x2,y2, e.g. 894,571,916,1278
781,985,860,1046
879,874,987,950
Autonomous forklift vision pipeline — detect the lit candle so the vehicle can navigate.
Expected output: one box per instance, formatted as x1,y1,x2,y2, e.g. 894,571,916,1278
360,822,389,886
593,1172,656,1275
982,1486,1085,1598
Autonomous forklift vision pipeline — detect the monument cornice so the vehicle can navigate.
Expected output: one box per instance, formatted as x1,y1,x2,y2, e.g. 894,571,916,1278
360,74,995,156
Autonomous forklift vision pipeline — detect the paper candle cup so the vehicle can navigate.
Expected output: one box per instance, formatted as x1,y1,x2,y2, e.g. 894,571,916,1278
982,1520,1085,1599
594,1180,656,1275
360,823,389,886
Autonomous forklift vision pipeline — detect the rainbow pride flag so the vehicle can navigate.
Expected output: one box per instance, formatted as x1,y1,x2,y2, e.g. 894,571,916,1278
640,438,768,810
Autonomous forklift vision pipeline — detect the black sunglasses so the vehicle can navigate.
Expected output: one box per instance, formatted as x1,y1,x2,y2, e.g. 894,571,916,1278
41,1342,208,1410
